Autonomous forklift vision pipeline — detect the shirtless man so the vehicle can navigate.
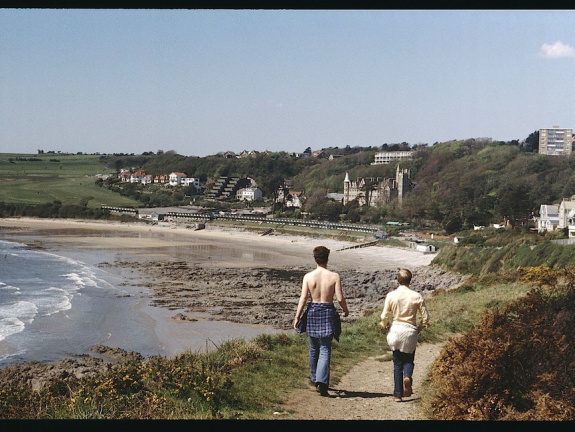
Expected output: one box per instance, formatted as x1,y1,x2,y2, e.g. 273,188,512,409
293,246,349,397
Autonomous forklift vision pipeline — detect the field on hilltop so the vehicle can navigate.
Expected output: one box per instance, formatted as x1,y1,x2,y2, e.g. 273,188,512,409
0,153,140,209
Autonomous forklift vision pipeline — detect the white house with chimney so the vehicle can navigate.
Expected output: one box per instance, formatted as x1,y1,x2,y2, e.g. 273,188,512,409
537,204,559,233
169,172,187,186
236,187,263,201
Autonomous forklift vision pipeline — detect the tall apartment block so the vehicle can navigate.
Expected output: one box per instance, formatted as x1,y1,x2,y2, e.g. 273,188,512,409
539,127,573,156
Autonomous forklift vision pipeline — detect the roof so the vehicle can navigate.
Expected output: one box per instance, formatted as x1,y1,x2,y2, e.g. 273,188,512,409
560,199,575,210
541,204,559,215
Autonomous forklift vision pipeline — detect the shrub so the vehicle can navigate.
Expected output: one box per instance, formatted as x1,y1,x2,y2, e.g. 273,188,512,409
426,269,575,420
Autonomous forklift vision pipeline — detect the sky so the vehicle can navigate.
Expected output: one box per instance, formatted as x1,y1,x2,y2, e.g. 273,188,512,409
1,9,575,157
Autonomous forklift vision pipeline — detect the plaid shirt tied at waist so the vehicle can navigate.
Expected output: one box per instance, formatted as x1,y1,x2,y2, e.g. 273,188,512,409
306,302,341,341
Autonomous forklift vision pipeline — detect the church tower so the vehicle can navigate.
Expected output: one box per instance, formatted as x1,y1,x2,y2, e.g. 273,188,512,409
343,172,351,205
396,165,411,206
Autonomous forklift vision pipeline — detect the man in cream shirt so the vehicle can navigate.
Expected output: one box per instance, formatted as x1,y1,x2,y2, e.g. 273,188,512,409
380,268,430,402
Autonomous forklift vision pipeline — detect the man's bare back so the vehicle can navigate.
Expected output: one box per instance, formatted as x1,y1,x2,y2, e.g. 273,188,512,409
294,261,349,330
303,267,345,305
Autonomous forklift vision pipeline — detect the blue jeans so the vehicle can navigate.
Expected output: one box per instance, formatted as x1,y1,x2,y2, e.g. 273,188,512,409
393,349,415,397
308,335,333,386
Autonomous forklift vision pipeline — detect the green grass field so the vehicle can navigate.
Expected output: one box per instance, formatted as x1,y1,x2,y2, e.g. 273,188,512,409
0,153,140,209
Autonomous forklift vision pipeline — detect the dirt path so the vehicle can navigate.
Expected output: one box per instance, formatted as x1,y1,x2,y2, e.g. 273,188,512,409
276,342,444,420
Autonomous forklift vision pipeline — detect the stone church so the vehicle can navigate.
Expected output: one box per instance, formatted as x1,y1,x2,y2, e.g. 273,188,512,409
343,165,412,207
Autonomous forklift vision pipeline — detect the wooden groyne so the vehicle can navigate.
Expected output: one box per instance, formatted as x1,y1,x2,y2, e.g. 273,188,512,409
336,240,378,251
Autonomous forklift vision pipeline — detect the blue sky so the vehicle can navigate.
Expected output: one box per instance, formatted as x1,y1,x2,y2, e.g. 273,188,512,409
1,9,575,157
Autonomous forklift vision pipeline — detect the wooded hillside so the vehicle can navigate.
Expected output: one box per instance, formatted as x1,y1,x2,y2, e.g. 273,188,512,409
121,136,575,232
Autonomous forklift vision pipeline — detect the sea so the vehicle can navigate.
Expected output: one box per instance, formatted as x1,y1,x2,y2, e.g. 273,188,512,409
0,239,158,367
0,238,283,369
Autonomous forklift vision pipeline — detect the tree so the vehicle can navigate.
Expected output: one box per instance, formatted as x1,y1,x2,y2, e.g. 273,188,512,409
495,181,533,227
360,178,378,207
303,190,342,221
523,130,540,153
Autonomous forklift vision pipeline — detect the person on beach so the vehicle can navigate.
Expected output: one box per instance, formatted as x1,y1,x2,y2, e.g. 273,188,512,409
293,245,349,397
379,268,430,402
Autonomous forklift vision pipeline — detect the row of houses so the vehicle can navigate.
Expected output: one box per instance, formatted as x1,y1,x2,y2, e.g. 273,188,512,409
221,149,344,160
118,169,305,205
118,170,202,191
221,150,267,159
536,196,575,238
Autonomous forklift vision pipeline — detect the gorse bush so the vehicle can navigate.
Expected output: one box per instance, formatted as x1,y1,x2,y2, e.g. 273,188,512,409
426,266,575,420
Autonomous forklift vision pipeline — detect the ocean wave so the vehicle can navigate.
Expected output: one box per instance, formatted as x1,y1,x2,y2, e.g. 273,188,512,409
0,284,19,293
64,272,86,287
38,288,73,316
0,300,38,341
0,317,26,341
65,265,114,292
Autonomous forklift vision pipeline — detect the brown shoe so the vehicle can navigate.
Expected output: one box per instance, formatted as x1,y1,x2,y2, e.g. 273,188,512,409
403,377,412,397
393,396,402,402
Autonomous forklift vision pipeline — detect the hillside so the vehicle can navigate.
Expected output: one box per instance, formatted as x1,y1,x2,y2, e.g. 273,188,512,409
0,153,140,209
135,139,575,232
3,137,575,234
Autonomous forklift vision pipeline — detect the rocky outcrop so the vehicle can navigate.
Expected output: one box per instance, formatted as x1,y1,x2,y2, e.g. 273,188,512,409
105,261,469,330
0,346,144,392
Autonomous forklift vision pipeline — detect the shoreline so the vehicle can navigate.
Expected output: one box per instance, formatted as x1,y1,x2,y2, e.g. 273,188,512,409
0,217,451,362
0,216,436,271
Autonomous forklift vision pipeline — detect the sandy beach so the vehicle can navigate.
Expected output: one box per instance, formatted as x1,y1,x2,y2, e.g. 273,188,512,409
0,217,460,363
0,217,435,271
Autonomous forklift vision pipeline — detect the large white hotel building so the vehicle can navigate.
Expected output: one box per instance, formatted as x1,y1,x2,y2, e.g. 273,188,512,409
372,151,414,165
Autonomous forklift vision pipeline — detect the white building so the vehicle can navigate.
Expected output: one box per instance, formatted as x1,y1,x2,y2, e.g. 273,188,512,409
141,174,154,185
130,171,145,183
287,191,303,208
539,127,573,156
558,197,575,229
372,151,414,165
537,204,559,232
169,172,188,186
236,187,263,201
182,177,202,192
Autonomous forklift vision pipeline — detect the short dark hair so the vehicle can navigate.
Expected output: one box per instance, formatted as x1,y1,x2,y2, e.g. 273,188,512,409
313,246,330,265
397,268,412,286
